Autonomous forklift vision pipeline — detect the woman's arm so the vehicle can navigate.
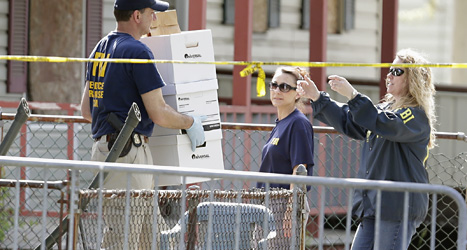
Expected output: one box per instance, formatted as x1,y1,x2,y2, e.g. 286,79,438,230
349,99,430,143
297,76,367,140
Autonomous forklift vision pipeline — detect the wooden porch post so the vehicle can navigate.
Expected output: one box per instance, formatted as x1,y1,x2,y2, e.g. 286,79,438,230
380,0,398,99
309,0,327,91
232,0,253,119
308,0,328,238
188,0,207,30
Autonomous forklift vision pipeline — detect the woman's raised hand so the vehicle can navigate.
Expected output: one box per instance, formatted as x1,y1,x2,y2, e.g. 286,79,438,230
327,75,357,100
297,74,320,101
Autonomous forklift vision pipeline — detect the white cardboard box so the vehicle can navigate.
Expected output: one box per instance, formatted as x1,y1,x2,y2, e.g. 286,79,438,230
149,129,224,186
141,29,217,84
153,79,221,136
161,78,218,95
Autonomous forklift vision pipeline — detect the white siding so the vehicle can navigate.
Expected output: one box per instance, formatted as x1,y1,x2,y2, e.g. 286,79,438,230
327,0,381,81
434,91,467,156
103,0,116,35
206,0,383,80
205,0,382,101
398,0,455,84
102,0,382,80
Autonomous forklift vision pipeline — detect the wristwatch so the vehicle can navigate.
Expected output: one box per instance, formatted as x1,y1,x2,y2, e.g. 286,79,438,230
310,91,321,104
350,89,358,100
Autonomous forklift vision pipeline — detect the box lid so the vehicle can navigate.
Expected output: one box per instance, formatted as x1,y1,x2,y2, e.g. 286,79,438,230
161,79,218,95
149,129,222,146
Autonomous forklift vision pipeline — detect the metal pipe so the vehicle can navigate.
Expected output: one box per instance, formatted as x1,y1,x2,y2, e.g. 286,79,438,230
175,0,189,31
295,164,307,250
58,190,64,250
4,157,461,194
36,103,141,250
0,111,465,141
221,122,467,141
0,98,30,155
85,102,141,193
105,102,141,163
0,179,66,190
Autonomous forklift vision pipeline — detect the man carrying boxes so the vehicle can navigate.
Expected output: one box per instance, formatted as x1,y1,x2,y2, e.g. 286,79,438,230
80,0,205,248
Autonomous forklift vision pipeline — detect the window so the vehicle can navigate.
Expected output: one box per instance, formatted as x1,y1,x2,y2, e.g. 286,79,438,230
223,0,280,33
85,0,103,57
7,0,29,93
301,0,355,33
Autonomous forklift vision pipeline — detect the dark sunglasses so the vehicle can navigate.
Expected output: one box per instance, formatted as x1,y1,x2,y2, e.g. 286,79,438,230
389,68,405,77
269,82,297,93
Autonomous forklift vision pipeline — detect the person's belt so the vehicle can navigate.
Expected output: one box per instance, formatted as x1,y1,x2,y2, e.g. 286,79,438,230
95,133,149,143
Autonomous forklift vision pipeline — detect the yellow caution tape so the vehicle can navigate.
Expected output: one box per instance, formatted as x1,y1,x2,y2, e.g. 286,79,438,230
239,64,257,77
239,63,266,97
5,55,467,68
256,65,266,97
2,55,467,97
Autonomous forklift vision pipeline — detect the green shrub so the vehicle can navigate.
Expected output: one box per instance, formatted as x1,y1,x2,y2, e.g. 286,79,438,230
0,186,13,242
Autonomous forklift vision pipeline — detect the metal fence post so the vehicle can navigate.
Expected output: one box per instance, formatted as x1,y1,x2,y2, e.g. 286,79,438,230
187,185,200,250
0,98,30,156
296,164,308,250
0,106,3,143
71,170,80,249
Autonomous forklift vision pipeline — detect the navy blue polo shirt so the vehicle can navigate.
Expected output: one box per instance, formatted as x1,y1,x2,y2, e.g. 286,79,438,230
86,31,165,138
257,109,314,190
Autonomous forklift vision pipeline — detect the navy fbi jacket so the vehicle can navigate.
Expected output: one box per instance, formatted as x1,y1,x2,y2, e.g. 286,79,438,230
311,92,430,222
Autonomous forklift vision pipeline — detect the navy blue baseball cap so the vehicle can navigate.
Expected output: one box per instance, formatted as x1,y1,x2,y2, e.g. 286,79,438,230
114,0,169,11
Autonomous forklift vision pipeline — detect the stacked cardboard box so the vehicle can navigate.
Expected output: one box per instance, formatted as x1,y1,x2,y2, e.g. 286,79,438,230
141,29,224,186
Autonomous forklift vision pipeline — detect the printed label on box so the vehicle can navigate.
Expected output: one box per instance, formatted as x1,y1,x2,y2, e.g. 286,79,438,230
152,79,221,136
149,130,224,186
141,30,217,84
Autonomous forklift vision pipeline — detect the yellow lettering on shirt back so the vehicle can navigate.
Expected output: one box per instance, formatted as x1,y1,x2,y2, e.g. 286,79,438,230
92,52,110,78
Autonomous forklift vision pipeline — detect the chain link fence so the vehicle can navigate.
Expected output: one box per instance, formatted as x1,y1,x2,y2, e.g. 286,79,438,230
77,188,306,250
0,114,466,249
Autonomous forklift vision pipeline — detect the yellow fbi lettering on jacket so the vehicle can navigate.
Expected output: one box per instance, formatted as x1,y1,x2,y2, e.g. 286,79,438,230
271,138,280,145
399,108,415,124
89,52,110,107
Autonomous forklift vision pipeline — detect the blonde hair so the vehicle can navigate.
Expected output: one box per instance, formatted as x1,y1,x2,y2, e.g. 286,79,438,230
274,66,308,113
383,49,437,148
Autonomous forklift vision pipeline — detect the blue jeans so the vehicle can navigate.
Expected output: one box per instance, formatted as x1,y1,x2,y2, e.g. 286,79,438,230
350,217,421,250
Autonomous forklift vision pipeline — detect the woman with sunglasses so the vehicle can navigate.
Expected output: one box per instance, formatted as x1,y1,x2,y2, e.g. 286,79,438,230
297,49,437,250
256,66,314,244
